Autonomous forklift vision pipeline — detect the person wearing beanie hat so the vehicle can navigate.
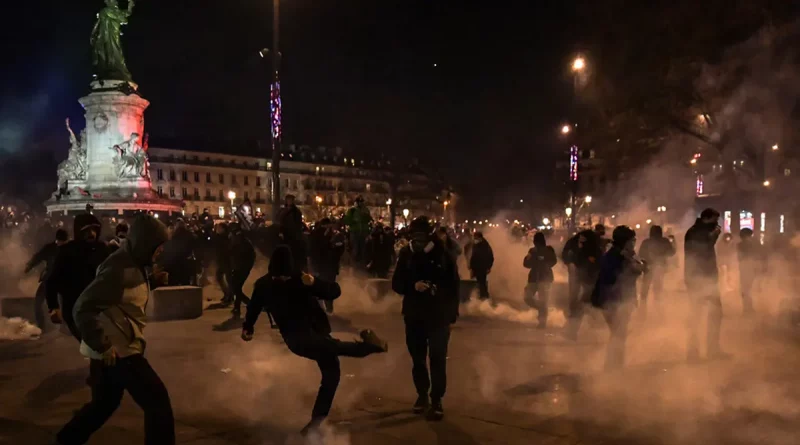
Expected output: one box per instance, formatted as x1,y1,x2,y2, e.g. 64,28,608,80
590,225,646,370
45,213,110,341
684,207,727,360
392,216,459,421
24,228,70,332
56,214,175,445
243,244,388,435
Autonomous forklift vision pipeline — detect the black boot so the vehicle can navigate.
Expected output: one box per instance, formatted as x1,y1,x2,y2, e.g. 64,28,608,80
413,395,429,414
426,399,444,421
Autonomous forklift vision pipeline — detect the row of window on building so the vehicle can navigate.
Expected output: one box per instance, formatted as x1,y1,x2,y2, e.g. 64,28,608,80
154,169,380,192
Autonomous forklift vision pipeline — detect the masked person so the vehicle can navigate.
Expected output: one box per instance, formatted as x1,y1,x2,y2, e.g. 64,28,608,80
684,208,727,360
46,213,111,341
469,231,494,300
591,226,646,370
523,232,558,328
392,217,458,421
24,228,69,332
562,228,603,340
242,245,387,435
737,228,763,314
638,225,675,313
229,223,256,318
55,214,174,445
343,196,373,269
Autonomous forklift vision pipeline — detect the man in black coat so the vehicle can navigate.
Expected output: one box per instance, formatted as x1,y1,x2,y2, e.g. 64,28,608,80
24,228,69,331
562,228,604,340
277,194,308,272
229,223,256,318
523,232,558,328
639,225,676,311
214,223,233,305
684,208,727,360
469,231,494,300
159,221,197,286
392,216,458,421
242,245,387,435
46,213,111,341
309,218,346,314
366,224,394,278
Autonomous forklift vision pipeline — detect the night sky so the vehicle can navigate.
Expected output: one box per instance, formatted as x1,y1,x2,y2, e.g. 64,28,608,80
1,1,580,214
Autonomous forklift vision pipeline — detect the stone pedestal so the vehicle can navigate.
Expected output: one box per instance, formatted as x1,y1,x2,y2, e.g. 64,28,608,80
46,80,180,215
147,286,203,321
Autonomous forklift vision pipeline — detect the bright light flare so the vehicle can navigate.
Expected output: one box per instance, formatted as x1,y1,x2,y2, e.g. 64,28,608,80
561,125,571,134
572,57,585,71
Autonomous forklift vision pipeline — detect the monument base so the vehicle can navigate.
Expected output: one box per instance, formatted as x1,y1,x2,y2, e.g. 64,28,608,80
46,187,181,216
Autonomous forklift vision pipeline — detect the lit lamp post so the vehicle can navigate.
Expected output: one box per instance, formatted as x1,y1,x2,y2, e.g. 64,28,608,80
228,190,236,208
315,195,323,217
584,195,593,226
443,200,450,223
403,208,410,226
566,55,586,233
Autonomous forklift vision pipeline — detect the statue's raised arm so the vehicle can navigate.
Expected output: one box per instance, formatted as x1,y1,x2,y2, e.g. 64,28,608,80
127,0,135,15
90,0,134,82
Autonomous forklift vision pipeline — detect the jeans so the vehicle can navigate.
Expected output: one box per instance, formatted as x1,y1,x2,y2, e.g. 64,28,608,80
286,334,382,420
230,267,252,312
404,319,451,401
686,280,723,355
474,272,489,300
603,303,633,370
524,282,551,326
57,355,175,445
34,282,48,332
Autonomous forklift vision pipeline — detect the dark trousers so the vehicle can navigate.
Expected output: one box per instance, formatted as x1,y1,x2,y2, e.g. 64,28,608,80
565,274,593,338
61,298,82,342
230,267,252,312
404,319,451,401
687,280,723,355
316,270,338,314
524,282,551,326
740,272,756,313
640,268,665,306
57,355,175,445
287,334,381,420
350,233,367,267
474,271,489,299
215,266,231,299
34,282,48,332
603,303,633,370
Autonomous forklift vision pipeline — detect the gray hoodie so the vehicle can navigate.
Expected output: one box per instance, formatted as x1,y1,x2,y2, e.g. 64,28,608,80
73,214,169,359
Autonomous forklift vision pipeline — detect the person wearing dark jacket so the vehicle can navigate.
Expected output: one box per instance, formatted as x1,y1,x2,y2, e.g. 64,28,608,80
737,228,763,314
638,225,675,311
56,214,174,445
590,226,646,370
469,231,494,300
242,245,387,435
684,208,726,360
46,213,111,341
213,223,233,305
277,194,308,272
562,228,604,340
107,223,128,253
229,223,256,318
24,228,69,331
392,216,458,421
366,224,394,278
309,219,346,314
159,221,197,286
523,232,558,328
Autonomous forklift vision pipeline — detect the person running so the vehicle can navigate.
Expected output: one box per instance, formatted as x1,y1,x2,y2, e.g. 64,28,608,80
54,214,174,445
229,223,256,318
523,232,558,328
242,245,388,435
24,228,69,332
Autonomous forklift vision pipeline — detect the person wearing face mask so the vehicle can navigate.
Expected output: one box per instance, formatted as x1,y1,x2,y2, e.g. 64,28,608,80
523,232,558,328
392,216,458,421
591,225,646,370
684,208,727,360
46,213,111,341
55,214,174,445
24,228,69,332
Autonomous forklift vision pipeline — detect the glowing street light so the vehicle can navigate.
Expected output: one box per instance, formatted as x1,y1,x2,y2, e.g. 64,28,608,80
763,180,771,187
635,224,641,229
542,217,551,225
315,195,323,204
386,198,392,206
690,158,697,165
228,190,236,207
772,144,779,151
402,208,410,219
572,57,586,72
646,219,652,224
584,195,592,204
565,207,573,217
561,124,571,135
520,199,524,203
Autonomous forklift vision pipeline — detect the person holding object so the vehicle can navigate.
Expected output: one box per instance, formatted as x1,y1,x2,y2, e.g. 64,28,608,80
392,216,459,421
55,214,174,445
242,245,388,435
523,232,558,328
591,225,646,370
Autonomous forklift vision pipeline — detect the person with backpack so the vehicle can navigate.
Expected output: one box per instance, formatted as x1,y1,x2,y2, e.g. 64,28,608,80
523,232,558,328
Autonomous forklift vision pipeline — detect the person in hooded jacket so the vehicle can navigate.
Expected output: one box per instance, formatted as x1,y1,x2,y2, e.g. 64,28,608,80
242,245,387,435
737,228,764,314
562,228,604,340
392,216,459,421
229,223,256,318
523,232,558,328
638,225,675,311
24,228,69,332
159,220,197,286
684,208,727,360
55,214,174,445
590,226,646,370
46,213,111,341
469,231,494,300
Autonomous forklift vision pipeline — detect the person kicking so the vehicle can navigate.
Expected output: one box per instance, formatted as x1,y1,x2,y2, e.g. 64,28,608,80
242,245,388,434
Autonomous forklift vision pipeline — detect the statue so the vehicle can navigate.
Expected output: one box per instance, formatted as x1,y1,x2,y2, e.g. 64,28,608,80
57,118,88,188
111,132,149,180
91,0,135,82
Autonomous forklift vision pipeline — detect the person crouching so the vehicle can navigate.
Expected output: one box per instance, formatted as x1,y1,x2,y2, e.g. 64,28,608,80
242,245,388,435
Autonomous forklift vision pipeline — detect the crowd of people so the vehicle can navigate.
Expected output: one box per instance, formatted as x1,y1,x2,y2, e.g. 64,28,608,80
16,199,794,443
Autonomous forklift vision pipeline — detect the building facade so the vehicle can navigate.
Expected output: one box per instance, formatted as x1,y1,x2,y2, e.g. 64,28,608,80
148,146,453,225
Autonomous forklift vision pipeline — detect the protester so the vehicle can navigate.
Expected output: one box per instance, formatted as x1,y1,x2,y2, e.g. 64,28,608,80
469,231,494,300
46,213,111,341
737,228,763,314
638,225,675,312
591,225,646,370
242,245,388,434
277,194,308,272
595,224,611,252
562,228,604,340
55,214,174,445
523,232,558,328
366,224,394,278
229,222,256,318
343,196,373,269
684,208,727,360
24,228,69,332
107,222,128,253
437,227,463,304
309,218,346,314
159,220,198,286
392,216,458,420
213,223,233,305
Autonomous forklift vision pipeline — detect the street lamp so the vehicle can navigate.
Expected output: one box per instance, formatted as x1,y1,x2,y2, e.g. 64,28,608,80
772,144,779,151
403,208,410,219
315,195,323,204
763,180,771,187
228,190,236,207
585,195,592,204
565,207,573,217
542,217,550,225
561,124,571,135
572,57,586,72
